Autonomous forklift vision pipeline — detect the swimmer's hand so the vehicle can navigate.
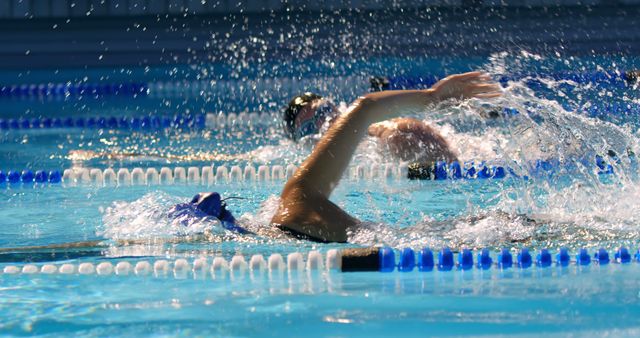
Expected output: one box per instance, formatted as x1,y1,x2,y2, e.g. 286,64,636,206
430,71,502,101
272,72,499,242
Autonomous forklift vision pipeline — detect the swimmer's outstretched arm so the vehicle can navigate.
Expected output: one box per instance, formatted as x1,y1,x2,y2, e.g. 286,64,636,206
272,72,501,242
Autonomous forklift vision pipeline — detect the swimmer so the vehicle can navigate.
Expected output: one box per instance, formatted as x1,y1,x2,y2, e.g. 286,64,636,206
282,92,458,164
46,72,501,250
185,72,501,243
168,192,250,234
1,72,500,255
66,76,460,168
271,71,502,242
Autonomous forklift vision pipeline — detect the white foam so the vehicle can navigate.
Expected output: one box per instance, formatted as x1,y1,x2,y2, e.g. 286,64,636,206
100,192,218,240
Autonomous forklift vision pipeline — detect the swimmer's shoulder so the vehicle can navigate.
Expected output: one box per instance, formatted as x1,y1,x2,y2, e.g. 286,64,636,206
271,190,353,243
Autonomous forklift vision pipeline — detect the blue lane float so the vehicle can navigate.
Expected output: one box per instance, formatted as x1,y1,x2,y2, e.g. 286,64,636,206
411,160,572,181
498,248,513,269
418,248,434,272
477,248,493,270
398,248,416,272
4,70,636,101
0,114,206,131
616,247,631,263
458,249,474,270
302,247,640,273
0,170,61,184
0,82,148,99
361,247,629,273
557,248,571,266
536,249,552,267
595,248,610,265
577,248,592,266
378,247,396,273
517,248,533,268
438,247,455,271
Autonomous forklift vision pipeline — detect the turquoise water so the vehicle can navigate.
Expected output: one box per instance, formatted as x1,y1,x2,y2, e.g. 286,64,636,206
3,264,640,336
1,54,640,336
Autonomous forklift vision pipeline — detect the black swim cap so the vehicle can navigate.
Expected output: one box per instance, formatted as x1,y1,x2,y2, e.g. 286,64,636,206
407,162,435,180
282,92,323,140
369,76,390,92
625,70,639,83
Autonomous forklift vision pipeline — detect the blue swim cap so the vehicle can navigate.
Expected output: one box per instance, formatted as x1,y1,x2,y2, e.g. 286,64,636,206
187,192,249,234
191,192,223,217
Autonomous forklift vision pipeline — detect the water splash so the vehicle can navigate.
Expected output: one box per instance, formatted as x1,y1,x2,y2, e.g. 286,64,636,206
95,51,640,250
364,51,640,249
99,192,218,240
99,191,300,247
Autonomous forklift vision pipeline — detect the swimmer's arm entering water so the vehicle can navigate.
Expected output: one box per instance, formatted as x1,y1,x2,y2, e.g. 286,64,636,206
271,72,502,242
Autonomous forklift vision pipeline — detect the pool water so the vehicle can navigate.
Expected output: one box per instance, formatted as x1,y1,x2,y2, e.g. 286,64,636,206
3,265,640,336
1,52,640,336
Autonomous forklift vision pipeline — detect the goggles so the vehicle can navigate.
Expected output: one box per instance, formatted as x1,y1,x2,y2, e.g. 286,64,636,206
292,100,338,140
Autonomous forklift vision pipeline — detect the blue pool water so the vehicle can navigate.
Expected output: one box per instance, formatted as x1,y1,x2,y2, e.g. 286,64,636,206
1,52,640,336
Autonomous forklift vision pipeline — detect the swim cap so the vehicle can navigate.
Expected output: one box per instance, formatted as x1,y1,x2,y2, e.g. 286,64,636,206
407,162,435,180
188,192,249,233
282,92,338,140
369,76,390,92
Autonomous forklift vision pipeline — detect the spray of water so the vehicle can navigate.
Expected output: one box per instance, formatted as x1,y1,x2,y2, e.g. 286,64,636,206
361,51,640,249
100,52,640,250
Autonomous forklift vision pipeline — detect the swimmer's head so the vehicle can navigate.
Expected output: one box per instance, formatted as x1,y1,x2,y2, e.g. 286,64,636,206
282,92,340,141
625,70,639,83
407,162,435,180
191,192,224,217
188,192,247,233
369,76,390,92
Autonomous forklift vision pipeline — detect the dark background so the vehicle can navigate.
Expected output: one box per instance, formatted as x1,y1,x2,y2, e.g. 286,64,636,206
0,0,639,70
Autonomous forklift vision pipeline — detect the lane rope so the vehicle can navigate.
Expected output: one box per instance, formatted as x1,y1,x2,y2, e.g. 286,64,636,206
1,155,624,187
2,101,638,133
0,247,633,279
1,71,636,101
0,112,280,131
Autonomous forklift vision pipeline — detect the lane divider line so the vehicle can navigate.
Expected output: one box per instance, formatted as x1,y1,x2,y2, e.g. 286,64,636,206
0,247,632,279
